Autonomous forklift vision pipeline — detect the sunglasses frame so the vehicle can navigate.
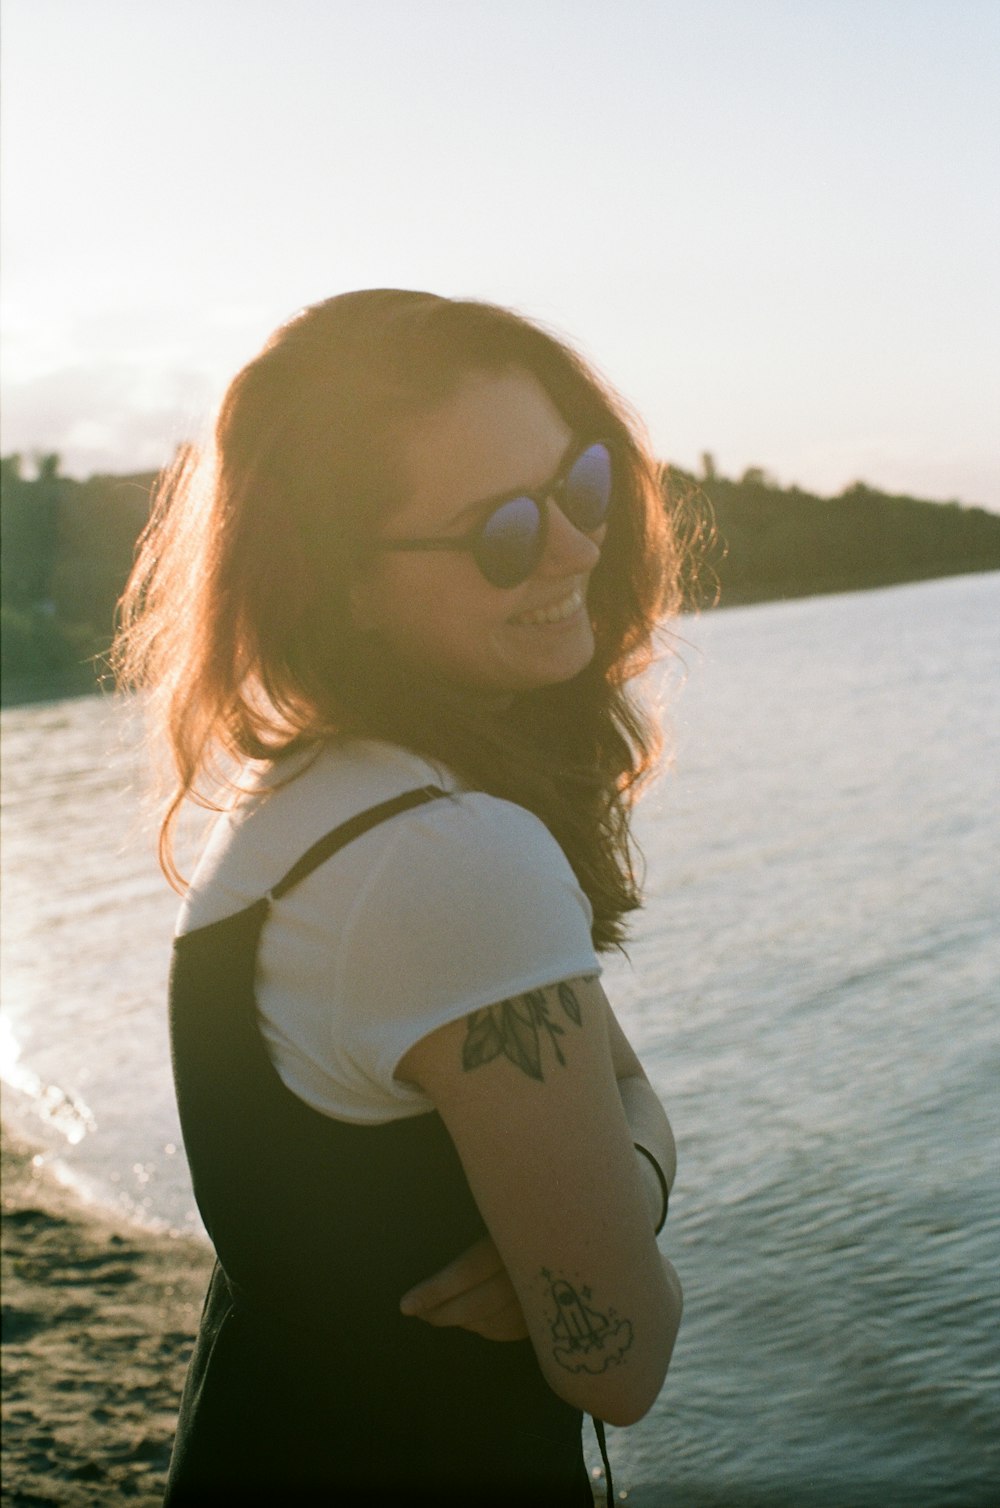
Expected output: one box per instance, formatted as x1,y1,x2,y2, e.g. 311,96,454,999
373,437,614,588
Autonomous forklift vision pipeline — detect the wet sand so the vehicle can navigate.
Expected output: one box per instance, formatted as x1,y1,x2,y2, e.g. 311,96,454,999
1,1125,212,1506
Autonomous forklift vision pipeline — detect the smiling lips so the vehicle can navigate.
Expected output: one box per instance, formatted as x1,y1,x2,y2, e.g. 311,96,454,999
509,585,585,627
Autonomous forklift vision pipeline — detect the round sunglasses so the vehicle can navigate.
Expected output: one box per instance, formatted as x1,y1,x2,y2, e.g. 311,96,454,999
374,439,614,588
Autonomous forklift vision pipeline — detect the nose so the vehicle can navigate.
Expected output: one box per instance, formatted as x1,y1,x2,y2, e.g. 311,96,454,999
537,497,604,576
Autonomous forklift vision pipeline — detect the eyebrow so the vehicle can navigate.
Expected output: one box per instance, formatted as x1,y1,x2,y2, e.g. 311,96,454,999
442,435,581,531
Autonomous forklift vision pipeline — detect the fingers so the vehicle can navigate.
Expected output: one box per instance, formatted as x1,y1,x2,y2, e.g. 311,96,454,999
399,1236,530,1341
406,1269,513,1329
416,1278,529,1342
399,1236,502,1316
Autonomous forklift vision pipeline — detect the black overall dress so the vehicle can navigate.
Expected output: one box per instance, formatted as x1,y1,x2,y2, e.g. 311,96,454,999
163,786,597,1506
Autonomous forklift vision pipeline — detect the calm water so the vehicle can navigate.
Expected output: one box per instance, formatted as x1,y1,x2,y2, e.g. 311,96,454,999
2,572,998,1506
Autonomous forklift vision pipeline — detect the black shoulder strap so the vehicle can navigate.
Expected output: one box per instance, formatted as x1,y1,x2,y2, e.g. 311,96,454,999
269,785,449,901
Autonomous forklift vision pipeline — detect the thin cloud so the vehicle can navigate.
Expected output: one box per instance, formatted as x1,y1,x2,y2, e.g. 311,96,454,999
0,361,215,477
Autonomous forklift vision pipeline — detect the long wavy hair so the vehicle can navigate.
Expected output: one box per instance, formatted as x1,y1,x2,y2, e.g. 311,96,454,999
115,289,685,950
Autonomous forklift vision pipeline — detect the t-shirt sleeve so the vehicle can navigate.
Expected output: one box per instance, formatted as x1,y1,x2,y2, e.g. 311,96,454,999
333,793,601,1092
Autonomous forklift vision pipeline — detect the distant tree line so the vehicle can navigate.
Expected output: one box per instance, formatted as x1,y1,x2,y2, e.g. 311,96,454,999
2,451,999,703
1,454,151,700
672,456,1000,609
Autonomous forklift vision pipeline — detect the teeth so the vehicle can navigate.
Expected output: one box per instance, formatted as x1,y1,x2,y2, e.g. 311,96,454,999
512,587,583,626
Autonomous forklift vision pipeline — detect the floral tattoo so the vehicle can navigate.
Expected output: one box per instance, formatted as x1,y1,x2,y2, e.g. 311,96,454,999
461,981,586,1081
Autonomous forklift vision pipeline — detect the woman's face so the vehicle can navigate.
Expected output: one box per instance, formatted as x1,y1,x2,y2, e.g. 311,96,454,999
351,367,606,697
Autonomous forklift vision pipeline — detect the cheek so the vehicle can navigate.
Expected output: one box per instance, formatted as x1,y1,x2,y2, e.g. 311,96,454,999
370,562,507,664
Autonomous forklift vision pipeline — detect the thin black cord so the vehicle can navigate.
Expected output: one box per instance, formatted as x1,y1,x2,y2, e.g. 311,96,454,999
594,1416,614,1505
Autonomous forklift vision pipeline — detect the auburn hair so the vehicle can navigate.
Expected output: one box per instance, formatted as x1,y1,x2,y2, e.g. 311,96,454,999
115,289,685,950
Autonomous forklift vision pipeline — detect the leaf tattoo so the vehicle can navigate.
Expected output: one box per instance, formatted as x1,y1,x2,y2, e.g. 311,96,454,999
462,982,584,1080
557,981,581,1026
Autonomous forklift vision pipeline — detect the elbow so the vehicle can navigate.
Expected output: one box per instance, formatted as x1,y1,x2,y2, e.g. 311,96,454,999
596,1379,664,1429
600,1395,658,1429
597,1322,680,1427
553,1268,683,1427
558,1349,670,1428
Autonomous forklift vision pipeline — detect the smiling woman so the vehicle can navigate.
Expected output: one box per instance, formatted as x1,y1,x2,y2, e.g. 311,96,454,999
113,289,685,1504
352,370,607,695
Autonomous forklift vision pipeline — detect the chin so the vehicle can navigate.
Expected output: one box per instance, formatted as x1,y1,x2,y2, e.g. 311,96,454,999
500,636,597,694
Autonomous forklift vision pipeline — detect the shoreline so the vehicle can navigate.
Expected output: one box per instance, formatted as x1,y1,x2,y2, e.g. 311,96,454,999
4,567,997,713
1,1121,212,1506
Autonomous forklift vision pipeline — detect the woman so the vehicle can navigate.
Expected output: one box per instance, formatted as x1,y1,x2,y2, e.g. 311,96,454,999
117,289,684,1504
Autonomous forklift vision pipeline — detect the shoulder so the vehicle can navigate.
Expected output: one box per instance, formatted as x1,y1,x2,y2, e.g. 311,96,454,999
179,738,458,932
358,787,592,929
403,789,578,873
278,745,585,908
269,738,460,813
334,789,598,1042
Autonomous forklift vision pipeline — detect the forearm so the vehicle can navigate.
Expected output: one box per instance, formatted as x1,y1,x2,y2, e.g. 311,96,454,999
617,1073,677,1230
601,1000,677,1228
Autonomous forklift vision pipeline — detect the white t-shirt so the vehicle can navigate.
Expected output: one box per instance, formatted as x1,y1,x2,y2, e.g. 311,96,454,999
179,740,600,1124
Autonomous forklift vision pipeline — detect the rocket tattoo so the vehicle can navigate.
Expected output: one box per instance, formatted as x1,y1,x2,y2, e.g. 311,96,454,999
541,1269,634,1375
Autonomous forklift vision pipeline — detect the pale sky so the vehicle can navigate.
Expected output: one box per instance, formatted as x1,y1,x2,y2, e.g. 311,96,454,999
2,0,998,506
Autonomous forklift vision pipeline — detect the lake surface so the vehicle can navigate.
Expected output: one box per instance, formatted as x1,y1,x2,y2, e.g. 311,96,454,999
2,572,998,1506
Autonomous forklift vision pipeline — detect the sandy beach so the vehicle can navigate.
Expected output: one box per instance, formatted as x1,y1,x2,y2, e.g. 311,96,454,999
1,1124,212,1507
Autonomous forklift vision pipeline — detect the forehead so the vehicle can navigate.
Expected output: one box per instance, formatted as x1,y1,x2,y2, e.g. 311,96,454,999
393,368,573,531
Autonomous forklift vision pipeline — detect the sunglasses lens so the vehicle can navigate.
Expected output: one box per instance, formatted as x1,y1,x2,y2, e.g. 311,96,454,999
477,494,542,587
473,443,612,587
563,443,613,532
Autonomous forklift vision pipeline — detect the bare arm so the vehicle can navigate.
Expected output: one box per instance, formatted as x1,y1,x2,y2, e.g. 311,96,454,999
399,993,680,1344
396,974,682,1425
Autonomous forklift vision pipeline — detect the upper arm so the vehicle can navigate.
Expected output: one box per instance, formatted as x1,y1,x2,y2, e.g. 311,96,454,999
396,974,680,1424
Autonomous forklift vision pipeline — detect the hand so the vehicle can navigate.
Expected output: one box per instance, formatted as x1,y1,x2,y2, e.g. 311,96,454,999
399,1236,529,1342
